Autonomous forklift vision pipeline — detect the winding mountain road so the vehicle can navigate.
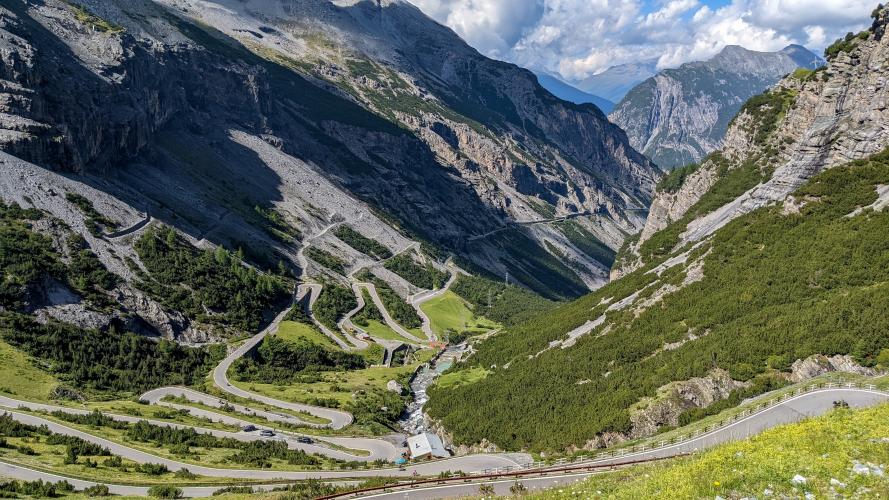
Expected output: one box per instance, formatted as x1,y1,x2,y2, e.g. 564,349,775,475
2,387,885,497
356,282,425,343
298,283,368,351
210,287,356,429
408,261,463,341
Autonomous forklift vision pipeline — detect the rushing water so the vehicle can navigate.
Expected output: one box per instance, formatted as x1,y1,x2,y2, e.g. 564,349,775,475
399,344,466,435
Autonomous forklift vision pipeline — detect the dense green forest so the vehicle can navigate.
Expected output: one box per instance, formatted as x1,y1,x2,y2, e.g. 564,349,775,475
451,274,556,326
0,202,65,310
352,288,384,327
0,312,223,393
232,335,366,384
0,201,118,312
355,271,422,328
427,149,889,451
383,253,447,289
305,247,347,275
134,226,291,332
312,283,358,330
333,225,392,259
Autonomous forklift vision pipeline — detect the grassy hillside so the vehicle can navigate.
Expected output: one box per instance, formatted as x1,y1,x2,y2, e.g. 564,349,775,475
427,149,889,451
450,274,557,327
525,403,889,499
419,291,498,338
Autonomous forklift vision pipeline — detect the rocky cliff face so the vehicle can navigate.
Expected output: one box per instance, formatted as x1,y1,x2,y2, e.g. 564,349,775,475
632,11,889,257
615,17,889,277
0,0,659,300
610,45,823,170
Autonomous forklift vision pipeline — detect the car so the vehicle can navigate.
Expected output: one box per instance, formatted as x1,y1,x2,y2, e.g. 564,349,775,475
259,429,275,437
241,424,257,432
296,437,313,444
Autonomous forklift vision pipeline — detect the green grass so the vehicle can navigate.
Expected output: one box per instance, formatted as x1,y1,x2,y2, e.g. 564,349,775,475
0,435,250,487
525,403,889,499
15,410,340,472
0,340,59,401
62,1,123,34
361,320,416,343
435,367,491,390
230,350,433,407
427,148,889,451
419,291,498,337
275,321,337,349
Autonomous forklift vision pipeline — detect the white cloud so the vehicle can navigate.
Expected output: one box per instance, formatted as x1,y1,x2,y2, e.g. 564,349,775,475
409,0,876,81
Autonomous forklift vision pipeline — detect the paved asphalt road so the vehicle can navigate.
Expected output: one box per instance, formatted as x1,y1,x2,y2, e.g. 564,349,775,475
0,407,529,479
350,388,889,499
0,388,885,497
210,287,356,429
358,282,425,343
407,262,462,341
137,388,398,461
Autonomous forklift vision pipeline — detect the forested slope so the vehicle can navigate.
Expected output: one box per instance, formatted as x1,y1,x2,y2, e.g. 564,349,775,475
427,9,889,452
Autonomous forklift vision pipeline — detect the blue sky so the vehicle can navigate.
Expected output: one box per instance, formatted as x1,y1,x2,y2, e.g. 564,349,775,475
410,0,875,81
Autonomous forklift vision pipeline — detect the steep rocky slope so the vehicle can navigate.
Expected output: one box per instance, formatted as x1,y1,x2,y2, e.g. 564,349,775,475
610,45,822,169
0,0,659,302
426,7,889,452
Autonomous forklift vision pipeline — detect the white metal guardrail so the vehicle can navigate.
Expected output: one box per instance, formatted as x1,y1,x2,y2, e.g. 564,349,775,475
472,380,889,476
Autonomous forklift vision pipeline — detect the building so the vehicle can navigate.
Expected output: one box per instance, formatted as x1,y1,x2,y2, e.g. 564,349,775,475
406,432,450,460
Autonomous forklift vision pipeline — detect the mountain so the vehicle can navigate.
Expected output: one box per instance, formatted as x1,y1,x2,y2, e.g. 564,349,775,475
426,10,889,452
0,0,660,306
535,73,615,112
609,44,824,169
575,61,658,103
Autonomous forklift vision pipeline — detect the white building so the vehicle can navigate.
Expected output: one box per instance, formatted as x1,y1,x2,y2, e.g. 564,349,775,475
406,432,450,460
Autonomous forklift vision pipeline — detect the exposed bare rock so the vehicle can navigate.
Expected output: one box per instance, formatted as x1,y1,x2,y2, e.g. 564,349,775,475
629,368,750,438
624,9,889,276
611,45,822,169
789,354,878,383
0,0,659,301
681,26,889,244
579,432,626,451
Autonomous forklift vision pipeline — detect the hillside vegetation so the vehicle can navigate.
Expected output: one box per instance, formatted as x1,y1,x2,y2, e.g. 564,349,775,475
526,403,889,499
427,149,889,451
451,274,557,327
134,227,291,332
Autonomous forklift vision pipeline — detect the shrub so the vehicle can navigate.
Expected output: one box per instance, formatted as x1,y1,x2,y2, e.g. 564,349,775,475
333,225,392,259
147,485,182,499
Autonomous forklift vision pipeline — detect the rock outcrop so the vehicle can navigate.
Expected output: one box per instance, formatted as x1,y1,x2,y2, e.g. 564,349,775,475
620,9,889,274
789,355,878,383
628,368,749,438
610,45,823,169
0,0,660,300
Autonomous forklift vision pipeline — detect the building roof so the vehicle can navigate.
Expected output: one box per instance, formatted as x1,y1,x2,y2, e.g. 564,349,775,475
407,432,449,459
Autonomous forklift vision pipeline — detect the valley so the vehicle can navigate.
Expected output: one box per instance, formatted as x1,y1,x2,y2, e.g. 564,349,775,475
1,0,888,499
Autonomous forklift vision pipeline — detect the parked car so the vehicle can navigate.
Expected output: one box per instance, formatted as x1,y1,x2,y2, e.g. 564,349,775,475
241,424,257,432
297,437,313,444
259,429,275,437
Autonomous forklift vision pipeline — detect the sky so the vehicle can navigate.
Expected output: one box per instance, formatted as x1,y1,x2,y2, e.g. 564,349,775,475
408,0,876,81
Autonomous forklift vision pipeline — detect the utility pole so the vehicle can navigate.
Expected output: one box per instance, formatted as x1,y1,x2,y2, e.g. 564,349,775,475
504,271,510,286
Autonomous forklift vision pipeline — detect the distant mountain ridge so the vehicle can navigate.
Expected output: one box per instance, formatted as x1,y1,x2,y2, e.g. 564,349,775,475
575,61,658,103
534,73,615,112
609,44,824,169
